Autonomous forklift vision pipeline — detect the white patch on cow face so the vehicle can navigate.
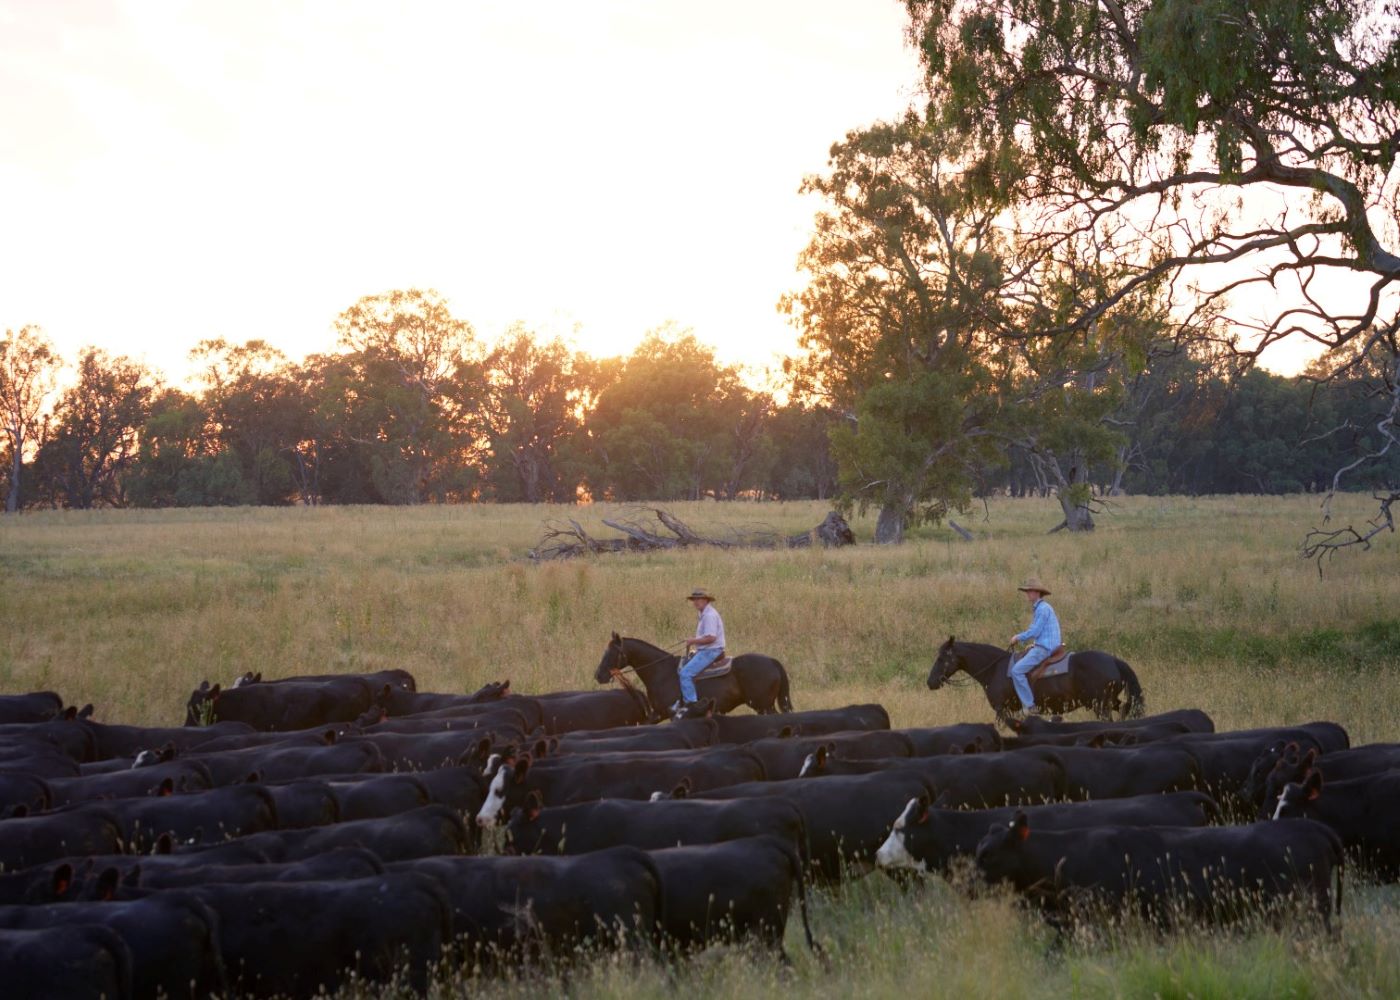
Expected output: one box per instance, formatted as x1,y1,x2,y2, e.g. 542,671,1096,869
483,754,503,777
476,767,509,828
875,799,927,872
1271,788,1293,821
798,753,817,778
649,791,665,802
131,750,157,769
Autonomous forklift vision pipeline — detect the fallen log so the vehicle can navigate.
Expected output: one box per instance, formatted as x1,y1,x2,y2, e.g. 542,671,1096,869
530,508,856,560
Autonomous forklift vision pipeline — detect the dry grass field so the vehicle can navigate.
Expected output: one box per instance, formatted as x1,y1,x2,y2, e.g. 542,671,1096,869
3,495,1399,997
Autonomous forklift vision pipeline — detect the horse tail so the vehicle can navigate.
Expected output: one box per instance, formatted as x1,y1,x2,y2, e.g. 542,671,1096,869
776,661,794,713
1117,658,1145,719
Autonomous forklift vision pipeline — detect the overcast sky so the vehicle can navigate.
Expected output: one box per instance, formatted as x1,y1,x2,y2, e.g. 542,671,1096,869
2,1,1319,382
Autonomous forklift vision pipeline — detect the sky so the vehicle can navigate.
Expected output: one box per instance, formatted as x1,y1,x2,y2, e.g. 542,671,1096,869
0,0,923,383
1,1,1325,385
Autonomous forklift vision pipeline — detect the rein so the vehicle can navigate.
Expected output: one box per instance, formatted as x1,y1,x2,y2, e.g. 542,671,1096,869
607,640,686,719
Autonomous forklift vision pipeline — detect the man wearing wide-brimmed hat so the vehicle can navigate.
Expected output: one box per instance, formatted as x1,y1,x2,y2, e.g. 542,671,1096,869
1007,578,1060,716
674,588,726,713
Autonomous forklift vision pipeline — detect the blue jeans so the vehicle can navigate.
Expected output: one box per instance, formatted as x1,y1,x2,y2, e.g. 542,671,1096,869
679,647,724,703
1010,646,1051,709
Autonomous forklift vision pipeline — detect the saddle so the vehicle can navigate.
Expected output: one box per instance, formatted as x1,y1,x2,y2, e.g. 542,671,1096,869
1028,645,1070,684
694,654,734,680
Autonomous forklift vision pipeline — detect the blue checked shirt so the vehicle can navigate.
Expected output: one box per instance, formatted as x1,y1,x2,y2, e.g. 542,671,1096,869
1015,599,1061,651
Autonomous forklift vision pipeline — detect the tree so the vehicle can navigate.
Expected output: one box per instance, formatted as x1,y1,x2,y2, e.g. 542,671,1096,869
31,348,156,508
333,289,480,503
785,114,1122,540
0,326,62,513
466,329,591,503
903,0,1400,548
127,389,252,507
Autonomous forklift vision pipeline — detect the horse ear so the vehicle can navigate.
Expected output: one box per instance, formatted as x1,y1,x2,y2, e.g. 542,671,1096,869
611,631,620,643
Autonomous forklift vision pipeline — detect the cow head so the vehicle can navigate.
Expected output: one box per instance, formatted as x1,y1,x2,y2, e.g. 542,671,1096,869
354,705,389,728
530,737,560,760
1257,747,1314,818
476,755,533,828
594,633,627,685
501,790,546,855
185,682,222,727
1271,769,1323,821
1244,740,1300,805
798,743,837,778
974,811,1032,883
875,795,934,872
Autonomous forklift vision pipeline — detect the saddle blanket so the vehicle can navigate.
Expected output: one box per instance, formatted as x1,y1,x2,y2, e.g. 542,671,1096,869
694,656,734,680
1031,654,1072,681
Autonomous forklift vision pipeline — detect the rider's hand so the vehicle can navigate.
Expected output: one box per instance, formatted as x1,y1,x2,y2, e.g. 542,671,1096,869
1008,636,1019,646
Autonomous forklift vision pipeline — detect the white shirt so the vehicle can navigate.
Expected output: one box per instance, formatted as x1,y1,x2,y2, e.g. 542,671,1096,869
694,604,725,650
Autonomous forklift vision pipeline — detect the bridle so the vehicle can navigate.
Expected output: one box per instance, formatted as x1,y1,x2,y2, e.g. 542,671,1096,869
606,638,686,719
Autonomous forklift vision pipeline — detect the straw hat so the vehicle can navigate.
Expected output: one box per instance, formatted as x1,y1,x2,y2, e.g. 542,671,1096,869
1017,578,1051,596
685,588,716,602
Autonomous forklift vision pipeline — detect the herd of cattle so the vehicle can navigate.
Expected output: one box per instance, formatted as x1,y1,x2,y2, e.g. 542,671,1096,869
0,669,1396,999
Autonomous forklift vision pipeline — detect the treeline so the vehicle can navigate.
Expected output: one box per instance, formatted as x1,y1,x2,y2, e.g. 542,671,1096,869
0,290,1393,513
1,291,837,510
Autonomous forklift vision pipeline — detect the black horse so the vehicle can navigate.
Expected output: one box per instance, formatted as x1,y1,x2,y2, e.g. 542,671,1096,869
927,636,1144,727
594,633,793,720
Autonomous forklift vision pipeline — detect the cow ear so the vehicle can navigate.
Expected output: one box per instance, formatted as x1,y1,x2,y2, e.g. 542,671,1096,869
1302,747,1317,766
778,726,794,739
525,789,543,820
96,867,120,901
679,776,694,793
62,706,77,721
513,756,532,780
948,634,955,645
51,863,73,897
155,832,174,855
161,742,177,761
123,866,141,887
915,793,931,824
1087,733,1107,749
1304,770,1323,799
10,803,28,819
1011,811,1031,842
198,680,210,692
254,672,263,682
210,683,222,699
79,704,94,720
245,771,262,784
814,745,828,766
157,778,175,797
670,781,689,799
532,739,549,758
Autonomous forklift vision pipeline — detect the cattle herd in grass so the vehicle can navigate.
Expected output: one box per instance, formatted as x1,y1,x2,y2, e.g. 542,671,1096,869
0,671,1397,999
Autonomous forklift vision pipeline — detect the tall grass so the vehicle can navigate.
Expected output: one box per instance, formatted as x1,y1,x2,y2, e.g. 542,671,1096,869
2,495,1398,997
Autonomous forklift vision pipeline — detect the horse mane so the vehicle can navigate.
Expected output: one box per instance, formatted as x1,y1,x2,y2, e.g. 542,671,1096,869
619,636,669,658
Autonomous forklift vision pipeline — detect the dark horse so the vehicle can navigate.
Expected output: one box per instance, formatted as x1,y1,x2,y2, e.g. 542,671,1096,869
594,633,793,720
927,636,1144,727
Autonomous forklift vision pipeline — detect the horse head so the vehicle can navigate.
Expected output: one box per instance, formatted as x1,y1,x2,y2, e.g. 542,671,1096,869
594,632,626,685
927,635,961,690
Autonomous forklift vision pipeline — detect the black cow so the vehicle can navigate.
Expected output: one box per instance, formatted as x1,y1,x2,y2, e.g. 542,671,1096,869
0,692,65,725
96,783,280,850
504,792,808,861
975,813,1342,928
322,773,434,821
874,791,1219,875
895,723,1003,755
1158,726,1348,817
185,739,385,785
228,803,471,862
697,771,937,881
0,893,227,999
649,835,818,958
1247,742,1400,813
747,730,915,780
474,747,767,826
80,720,257,759
1003,722,1193,748
182,873,451,997
184,678,378,731
383,690,545,730
529,689,653,733
1014,708,1215,736
0,806,124,869
46,759,214,806
0,720,98,762
231,668,417,693
0,773,51,815
1272,769,1400,880
711,704,890,744
122,848,386,890
261,779,340,829
0,925,133,1000
549,718,719,753
1022,744,1201,800
798,748,1067,808
392,848,663,964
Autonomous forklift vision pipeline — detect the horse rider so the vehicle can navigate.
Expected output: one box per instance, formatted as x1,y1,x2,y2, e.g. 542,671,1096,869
673,588,726,714
1008,578,1060,716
